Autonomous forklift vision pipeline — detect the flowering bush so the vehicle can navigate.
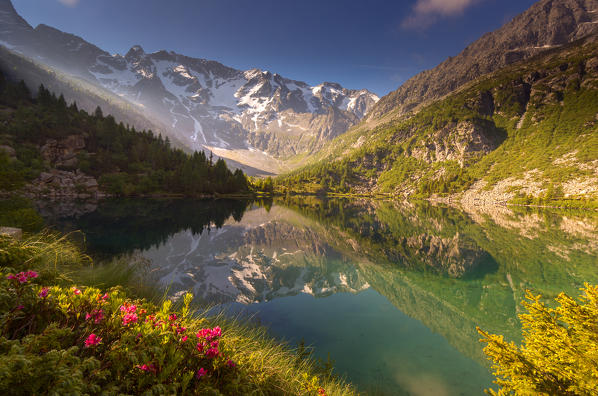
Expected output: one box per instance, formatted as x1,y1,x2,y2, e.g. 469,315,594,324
0,269,242,394
0,267,336,395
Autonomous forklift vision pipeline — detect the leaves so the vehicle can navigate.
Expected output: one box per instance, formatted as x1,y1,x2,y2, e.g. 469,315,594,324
479,284,598,395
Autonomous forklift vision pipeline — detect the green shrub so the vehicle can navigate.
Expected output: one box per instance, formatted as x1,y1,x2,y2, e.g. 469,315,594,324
478,284,598,395
0,197,44,232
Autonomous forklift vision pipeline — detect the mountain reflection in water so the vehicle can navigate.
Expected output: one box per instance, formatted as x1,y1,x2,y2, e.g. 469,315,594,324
44,197,598,395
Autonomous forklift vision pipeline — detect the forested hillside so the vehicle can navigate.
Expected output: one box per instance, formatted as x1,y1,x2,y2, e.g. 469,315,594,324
0,70,248,196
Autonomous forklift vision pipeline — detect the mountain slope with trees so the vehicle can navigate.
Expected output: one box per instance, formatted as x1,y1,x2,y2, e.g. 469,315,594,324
0,69,249,197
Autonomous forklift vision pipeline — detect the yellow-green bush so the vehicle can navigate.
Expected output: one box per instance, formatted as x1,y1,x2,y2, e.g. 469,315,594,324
478,284,598,395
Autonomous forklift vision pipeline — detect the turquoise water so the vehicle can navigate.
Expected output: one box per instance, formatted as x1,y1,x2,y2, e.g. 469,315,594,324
45,197,598,395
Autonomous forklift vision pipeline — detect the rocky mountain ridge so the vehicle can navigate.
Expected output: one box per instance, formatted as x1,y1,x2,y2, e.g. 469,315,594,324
369,0,598,121
281,32,598,203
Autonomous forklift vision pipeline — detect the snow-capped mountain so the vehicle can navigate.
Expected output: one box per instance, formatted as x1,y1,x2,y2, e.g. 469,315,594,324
89,46,378,168
0,0,378,173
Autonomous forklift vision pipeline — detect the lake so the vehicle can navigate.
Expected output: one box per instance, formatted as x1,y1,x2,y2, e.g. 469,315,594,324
42,197,598,395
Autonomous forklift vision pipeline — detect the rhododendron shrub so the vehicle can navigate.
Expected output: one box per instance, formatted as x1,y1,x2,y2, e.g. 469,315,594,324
0,270,242,395
0,234,348,395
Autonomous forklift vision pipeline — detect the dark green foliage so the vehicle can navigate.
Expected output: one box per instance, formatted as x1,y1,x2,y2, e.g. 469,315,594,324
0,72,249,196
0,198,44,232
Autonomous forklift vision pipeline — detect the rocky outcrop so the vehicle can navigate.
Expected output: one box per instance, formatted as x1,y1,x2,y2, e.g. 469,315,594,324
25,169,103,199
40,134,86,168
0,144,16,158
411,120,505,165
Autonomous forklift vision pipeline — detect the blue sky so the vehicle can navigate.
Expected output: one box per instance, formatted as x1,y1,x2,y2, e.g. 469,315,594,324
13,0,537,96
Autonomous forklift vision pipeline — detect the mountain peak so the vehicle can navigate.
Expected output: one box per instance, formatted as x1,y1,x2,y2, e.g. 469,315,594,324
369,0,598,120
0,0,33,46
125,45,146,60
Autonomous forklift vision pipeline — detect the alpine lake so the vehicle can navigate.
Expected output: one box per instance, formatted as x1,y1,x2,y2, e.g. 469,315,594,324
41,197,598,395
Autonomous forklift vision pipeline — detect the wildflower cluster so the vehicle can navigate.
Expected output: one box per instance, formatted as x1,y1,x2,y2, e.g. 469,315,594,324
85,333,102,347
6,270,38,284
120,302,138,326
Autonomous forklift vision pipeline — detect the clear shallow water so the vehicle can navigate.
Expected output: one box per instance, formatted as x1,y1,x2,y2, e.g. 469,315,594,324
44,197,598,395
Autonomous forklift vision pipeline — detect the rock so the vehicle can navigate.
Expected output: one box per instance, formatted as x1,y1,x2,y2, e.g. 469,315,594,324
82,179,98,189
40,135,85,166
57,157,78,168
411,120,505,165
0,227,22,240
39,172,54,183
25,169,102,199
0,145,16,158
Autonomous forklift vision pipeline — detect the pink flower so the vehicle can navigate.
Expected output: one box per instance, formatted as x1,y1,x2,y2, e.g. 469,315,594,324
168,314,177,322
227,359,236,368
136,363,157,373
26,270,38,279
181,335,188,342
15,305,24,310
102,293,109,300
84,333,101,347
196,368,207,379
196,342,205,352
38,287,49,298
196,327,222,341
7,271,38,284
210,340,219,348
122,313,138,326
120,303,137,313
211,326,222,337
86,309,104,324
205,347,219,358
72,287,81,295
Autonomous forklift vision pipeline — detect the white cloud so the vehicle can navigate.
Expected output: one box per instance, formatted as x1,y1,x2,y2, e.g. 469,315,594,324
402,0,479,30
57,0,80,7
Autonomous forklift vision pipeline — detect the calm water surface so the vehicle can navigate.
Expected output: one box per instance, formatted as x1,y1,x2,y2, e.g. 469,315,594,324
44,198,598,395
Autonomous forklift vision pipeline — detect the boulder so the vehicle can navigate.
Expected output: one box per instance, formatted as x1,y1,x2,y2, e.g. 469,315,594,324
0,145,16,158
0,227,22,240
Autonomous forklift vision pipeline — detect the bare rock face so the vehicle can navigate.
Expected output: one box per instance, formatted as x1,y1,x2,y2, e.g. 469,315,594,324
40,135,86,168
411,120,505,165
370,0,598,120
25,169,103,199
